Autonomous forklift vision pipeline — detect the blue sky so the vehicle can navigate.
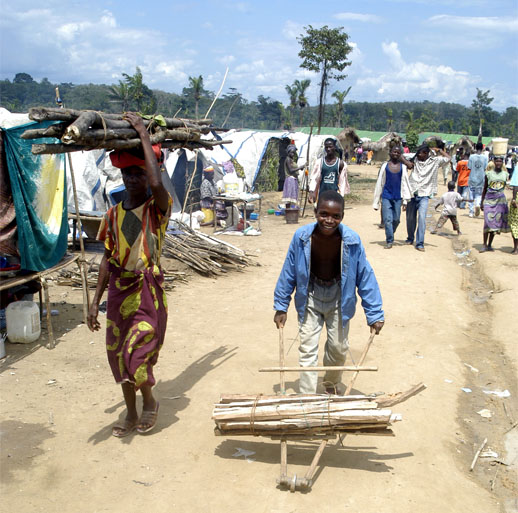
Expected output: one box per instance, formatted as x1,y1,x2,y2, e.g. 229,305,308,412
1,0,517,110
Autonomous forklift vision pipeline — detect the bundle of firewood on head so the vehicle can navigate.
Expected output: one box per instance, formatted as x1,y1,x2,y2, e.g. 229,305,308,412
213,384,426,438
21,107,231,155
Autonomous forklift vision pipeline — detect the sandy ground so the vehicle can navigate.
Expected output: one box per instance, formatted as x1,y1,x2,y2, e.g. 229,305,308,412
1,164,517,513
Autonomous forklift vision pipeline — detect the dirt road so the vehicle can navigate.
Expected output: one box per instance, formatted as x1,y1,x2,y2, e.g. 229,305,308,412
1,168,517,512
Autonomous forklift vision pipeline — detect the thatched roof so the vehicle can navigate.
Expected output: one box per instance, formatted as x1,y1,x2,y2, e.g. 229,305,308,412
361,132,402,152
452,136,475,154
337,127,361,155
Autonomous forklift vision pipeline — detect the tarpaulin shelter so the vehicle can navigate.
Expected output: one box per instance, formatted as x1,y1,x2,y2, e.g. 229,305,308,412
0,109,68,272
0,108,90,341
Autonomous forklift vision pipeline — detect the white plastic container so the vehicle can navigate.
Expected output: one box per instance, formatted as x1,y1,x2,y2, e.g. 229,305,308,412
6,301,41,343
492,138,508,156
223,173,239,196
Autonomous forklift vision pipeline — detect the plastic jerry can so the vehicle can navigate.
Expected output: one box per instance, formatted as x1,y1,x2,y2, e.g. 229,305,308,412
6,301,41,343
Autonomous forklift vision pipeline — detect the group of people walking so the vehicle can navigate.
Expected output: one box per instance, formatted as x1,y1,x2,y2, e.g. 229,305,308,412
373,142,518,254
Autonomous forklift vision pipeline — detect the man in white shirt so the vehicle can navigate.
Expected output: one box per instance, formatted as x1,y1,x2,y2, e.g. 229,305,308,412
405,144,450,251
467,142,488,217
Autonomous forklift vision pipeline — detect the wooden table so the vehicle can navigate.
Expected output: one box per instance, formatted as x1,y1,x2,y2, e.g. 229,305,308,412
0,254,81,346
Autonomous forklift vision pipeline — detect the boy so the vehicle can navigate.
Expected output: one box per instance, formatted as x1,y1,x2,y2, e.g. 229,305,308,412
273,190,384,394
88,112,171,437
431,181,471,236
456,152,471,209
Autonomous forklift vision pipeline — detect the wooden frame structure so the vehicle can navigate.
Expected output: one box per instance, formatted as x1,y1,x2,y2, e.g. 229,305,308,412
265,329,377,492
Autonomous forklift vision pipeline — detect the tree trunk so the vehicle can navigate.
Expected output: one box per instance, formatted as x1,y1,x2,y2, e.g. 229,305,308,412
317,62,328,134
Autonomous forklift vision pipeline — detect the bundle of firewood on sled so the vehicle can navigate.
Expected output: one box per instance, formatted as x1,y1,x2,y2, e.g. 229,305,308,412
21,107,231,155
213,383,426,438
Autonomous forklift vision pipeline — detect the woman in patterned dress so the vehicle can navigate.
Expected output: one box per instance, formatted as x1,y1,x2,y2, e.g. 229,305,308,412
480,156,509,252
87,112,171,437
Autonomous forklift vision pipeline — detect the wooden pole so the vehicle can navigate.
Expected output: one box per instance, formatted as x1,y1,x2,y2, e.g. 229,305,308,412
259,366,377,372
66,153,90,322
344,332,376,396
279,327,286,394
204,67,229,119
181,149,199,215
301,125,313,217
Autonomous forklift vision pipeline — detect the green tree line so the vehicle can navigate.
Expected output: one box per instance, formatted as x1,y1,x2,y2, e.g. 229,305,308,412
1,72,516,143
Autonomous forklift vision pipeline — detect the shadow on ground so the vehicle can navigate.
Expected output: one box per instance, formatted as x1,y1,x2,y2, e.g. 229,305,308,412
87,345,237,445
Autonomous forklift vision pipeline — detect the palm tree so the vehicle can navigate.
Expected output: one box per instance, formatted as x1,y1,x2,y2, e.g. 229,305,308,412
294,79,311,126
402,110,414,127
188,75,204,119
331,87,351,127
285,83,298,127
109,81,131,111
122,67,145,111
386,107,394,132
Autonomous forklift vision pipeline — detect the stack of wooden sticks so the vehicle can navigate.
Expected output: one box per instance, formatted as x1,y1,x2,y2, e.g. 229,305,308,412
21,107,231,154
162,221,256,277
213,384,425,438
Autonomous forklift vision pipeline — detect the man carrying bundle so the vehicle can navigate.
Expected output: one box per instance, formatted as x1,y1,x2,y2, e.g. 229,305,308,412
273,190,384,394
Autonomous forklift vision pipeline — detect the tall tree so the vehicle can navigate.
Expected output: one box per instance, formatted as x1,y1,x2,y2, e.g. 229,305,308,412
285,83,298,127
109,81,131,111
331,87,351,127
122,67,145,111
297,25,352,134
471,88,493,142
188,75,204,119
294,79,311,126
386,107,394,132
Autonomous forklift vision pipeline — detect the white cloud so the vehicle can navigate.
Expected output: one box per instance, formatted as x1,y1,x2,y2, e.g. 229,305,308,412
334,12,383,23
282,20,305,40
428,14,518,32
356,41,474,103
218,55,236,66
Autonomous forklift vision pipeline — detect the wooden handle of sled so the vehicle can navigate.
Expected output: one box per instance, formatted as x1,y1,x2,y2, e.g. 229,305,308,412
345,332,376,396
279,327,286,394
260,366,378,372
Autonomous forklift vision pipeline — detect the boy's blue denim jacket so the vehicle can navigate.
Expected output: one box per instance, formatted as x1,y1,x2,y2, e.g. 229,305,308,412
274,222,384,326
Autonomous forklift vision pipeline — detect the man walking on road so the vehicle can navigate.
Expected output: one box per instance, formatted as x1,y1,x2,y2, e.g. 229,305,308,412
468,142,488,217
405,144,450,251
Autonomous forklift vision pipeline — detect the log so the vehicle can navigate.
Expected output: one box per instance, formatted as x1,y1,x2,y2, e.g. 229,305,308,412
31,139,232,155
20,123,67,140
29,107,214,128
63,111,100,142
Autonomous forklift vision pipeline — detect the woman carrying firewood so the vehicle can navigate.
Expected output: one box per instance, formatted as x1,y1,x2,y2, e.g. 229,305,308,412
87,112,172,437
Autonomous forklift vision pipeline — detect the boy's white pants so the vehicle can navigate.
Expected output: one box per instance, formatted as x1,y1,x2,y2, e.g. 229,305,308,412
298,281,349,393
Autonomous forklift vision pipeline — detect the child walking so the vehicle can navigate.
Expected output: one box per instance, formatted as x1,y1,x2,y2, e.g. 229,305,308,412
87,112,172,437
431,180,470,235
273,190,384,394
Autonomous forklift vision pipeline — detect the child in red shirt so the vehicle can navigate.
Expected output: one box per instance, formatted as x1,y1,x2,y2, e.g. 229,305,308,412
456,154,471,209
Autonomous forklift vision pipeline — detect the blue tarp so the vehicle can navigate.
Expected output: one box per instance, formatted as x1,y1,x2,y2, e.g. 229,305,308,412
2,121,68,271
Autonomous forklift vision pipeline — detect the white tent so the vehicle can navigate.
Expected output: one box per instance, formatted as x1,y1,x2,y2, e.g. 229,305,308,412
199,129,341,187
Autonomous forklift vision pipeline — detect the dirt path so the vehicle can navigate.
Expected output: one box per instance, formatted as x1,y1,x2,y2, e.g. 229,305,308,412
1,170,517,512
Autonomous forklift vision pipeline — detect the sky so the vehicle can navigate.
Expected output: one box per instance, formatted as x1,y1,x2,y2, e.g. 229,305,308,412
1,0,517,111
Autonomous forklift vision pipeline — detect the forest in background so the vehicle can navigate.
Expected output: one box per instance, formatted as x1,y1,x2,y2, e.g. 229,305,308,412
1,71,517,144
